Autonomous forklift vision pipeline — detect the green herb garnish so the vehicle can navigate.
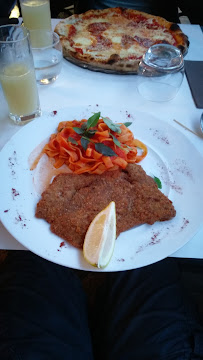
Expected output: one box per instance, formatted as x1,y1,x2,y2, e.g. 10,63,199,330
81,137,90,151
72,127,84,135
81,122,88,131
102,117,122,134
68,136,78,145
72,112,131,156
95,143,117,156
86,112,100,129
84,129,97,137
153,176,162,189
110,133,124,149
123,122,132,127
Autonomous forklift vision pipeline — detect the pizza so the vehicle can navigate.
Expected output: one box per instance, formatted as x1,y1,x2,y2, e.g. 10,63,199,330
55,7,189,73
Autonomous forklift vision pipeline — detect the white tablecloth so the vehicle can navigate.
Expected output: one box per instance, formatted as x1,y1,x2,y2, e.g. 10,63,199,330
0,20,203,257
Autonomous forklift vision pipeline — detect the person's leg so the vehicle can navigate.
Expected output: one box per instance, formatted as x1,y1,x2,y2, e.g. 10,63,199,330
92,258,203,360
0,251,94,360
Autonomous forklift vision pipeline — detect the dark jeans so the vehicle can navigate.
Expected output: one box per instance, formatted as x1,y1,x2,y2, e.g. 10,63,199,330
0,251,203,360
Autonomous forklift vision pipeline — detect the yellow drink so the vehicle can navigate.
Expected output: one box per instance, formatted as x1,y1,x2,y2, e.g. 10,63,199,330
20,0,52,31
30,29,52,48
0,63,39,116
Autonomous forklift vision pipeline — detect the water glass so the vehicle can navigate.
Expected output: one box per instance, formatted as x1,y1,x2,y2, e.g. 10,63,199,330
0,25,41,124
137,44,184,102
19,0,52,31
30,30,63,85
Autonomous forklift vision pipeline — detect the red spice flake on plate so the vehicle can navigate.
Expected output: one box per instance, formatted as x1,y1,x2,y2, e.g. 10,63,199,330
8,157,14,167
125,110,132,118
152,129,170,145
180,217,189,230
174,159,193,180
59,241,65,248
57,241,66,251
170,182,183,194
149,231,161,245
12,188,20,199
8,151,18,176
15,214,27,228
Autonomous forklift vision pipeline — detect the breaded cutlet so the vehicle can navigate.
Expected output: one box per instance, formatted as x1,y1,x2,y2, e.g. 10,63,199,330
36,164,176,248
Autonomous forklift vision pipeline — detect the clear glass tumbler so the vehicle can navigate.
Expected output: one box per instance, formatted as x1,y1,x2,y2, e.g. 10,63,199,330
19,0,52,31
0,25,41,124
30,30,63,85
137,44,184,102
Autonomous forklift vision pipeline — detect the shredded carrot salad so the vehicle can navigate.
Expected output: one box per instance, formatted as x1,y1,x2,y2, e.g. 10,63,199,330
41,113,147,175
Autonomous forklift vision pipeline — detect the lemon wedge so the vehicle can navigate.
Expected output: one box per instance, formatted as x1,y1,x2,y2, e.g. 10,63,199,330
83,201,116,268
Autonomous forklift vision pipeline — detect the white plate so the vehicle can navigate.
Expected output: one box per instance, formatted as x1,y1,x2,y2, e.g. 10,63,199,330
0,106,203,272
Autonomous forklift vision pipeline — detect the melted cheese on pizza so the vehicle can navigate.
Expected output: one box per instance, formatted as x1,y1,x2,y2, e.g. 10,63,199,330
61,13,177,61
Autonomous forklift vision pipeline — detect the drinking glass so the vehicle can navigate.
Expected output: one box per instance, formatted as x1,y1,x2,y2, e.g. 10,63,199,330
30,29,63,85
19,0,52,31
0,25,41,124
137,44,184,102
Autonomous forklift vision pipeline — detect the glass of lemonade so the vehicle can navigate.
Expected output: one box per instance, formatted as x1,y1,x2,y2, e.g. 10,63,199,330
19,0,52,32
0,25,41,124
30,30,63,85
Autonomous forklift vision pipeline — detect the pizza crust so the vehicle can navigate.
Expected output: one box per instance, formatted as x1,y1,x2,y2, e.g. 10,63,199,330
55,7,189,73
62,43,140,73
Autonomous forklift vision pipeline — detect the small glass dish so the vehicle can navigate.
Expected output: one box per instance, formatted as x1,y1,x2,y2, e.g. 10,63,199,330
30,29,63,85
137,44,184,102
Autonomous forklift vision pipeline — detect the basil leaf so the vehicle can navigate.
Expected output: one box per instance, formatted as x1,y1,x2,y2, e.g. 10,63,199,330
68,136,78,145
81,122,87,131
84,129,96,138
123,122,132,127
73,127,85,135
110,133,123,149
102,117,122,134
126,144,133,150
95,143,117,156
153,176,162,189
87,112,100,129
81,137,90,151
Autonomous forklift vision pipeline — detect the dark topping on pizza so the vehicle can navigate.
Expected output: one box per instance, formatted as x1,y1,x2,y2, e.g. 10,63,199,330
87,22,110,34
87,35,112,51
124,11,146,23
128,18,160,30
83,12,110,20
134,35,155,48
121,35,135,49
127,20,144,28
134,36,174,48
